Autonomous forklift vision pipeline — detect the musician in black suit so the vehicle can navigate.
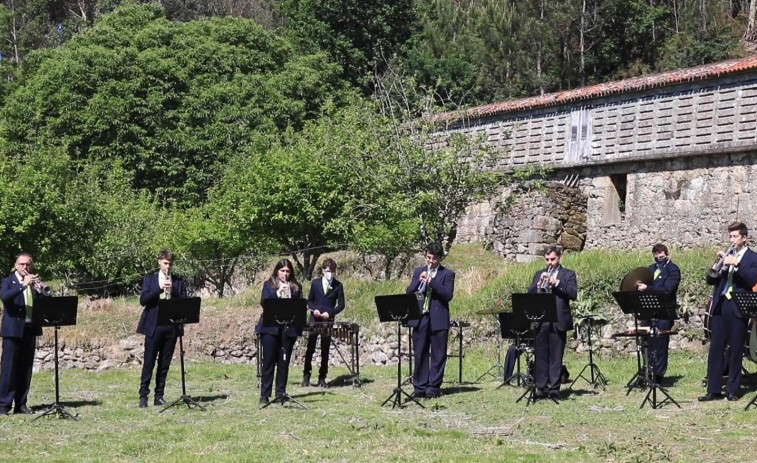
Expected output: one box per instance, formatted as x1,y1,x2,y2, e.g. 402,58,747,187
700,222,757,401
406,242,456,399
302,258,345,388
0,253,50,415
137,250,188,408
636,243,681,383
257,259,303,405
528,246,578,399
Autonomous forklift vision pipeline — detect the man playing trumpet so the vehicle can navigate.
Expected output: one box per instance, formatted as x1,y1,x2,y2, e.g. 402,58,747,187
406,242,455,400
528,246,578,399
700,222,757,401
0,253,50,415
136,250,188,408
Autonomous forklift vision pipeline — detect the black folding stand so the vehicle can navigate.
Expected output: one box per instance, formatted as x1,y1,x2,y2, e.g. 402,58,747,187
569,317,608,391
613,291,680,409
497,312,533,389
260,298,308,410
512,293,559,405
732,293,757,411
376,294,422,409
474,309,507,383
32,296,79,422
156,297,206,413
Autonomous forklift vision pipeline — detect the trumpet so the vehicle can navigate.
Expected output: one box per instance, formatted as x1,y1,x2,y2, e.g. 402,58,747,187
21,270,52,296
537,268,553,293
707,244,735,279
162,270,172,300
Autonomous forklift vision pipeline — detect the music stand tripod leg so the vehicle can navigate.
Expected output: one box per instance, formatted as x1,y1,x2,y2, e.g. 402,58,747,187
33,326,78,422
744,392,757,411
160,332,207,413
381,321,424,409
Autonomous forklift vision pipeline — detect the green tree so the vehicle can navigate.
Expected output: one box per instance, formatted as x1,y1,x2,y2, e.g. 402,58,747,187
280,0,417,93
0,4,349,207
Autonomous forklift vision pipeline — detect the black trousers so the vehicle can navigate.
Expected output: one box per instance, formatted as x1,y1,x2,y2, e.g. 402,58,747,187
412,314,448,397
303,332,331,379
707,300,748,396
139,325,178,398
260,332,296,399
533,322,566,393
640,319,673,378
0,327,37,410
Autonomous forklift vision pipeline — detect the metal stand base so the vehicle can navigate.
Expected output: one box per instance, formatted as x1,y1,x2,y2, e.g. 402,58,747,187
260,394,309,410
33,403,78,421
161,395,207,413
516,384,559,406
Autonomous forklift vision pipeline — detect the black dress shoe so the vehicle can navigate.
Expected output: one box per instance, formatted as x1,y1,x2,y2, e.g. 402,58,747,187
139,396,148,408
533,389,547,399
301,375,311,387
727,394,740,401
698,393,724,402
316,378,329,388
259,397,270,406
0,408,9,416
154,396,167,406
14,405,34,414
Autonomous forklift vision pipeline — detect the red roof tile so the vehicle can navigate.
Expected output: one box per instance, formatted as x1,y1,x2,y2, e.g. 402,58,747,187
449,54,757,121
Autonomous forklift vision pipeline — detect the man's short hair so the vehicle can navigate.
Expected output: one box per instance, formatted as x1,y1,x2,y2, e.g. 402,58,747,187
158,250,175,262
425,242,444,258
728,222,748,237
651,244,668,255
15,252,33,263
544,245,563,257
322,258,337,272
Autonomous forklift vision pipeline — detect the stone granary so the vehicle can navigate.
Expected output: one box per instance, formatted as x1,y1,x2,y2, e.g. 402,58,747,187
446,55,757,261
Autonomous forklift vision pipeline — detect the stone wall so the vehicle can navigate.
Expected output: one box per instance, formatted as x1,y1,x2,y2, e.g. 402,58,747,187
486,182,587,261
580,152,757,249
28,315,708,374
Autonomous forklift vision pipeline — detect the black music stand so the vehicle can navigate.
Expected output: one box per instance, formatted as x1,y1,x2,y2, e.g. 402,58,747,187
732,293,757,411
473,309,507,383
512,293,559,405
497,312,533,389
32,296,79,421
612,291,680,409
260,298,308,410
156,297,206,413
569,317,608,391
376,294,423,409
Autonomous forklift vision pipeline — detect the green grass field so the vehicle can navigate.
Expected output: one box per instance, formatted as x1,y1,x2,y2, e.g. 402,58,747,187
3,348,757,463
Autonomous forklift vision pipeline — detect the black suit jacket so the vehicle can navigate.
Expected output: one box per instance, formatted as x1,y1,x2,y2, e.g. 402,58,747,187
707,247,757,319
136,272,188,338
405,264,455,331
307,278,345,319
648,259,681,307
1,274,45,338
528,265,578,332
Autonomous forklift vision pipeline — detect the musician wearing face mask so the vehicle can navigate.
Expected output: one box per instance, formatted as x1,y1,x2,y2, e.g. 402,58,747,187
0,253,51,415
700,222,757,402
302,258,345,388
136,250,188,408
406,242,456,400
258,259,303,405
636,244,681,384
528,246,578,399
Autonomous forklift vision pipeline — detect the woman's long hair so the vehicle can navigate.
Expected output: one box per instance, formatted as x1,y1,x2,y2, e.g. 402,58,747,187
269,259,300,293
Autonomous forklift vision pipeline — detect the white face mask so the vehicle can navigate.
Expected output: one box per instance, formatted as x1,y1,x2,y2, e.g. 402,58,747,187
323,270,333,281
